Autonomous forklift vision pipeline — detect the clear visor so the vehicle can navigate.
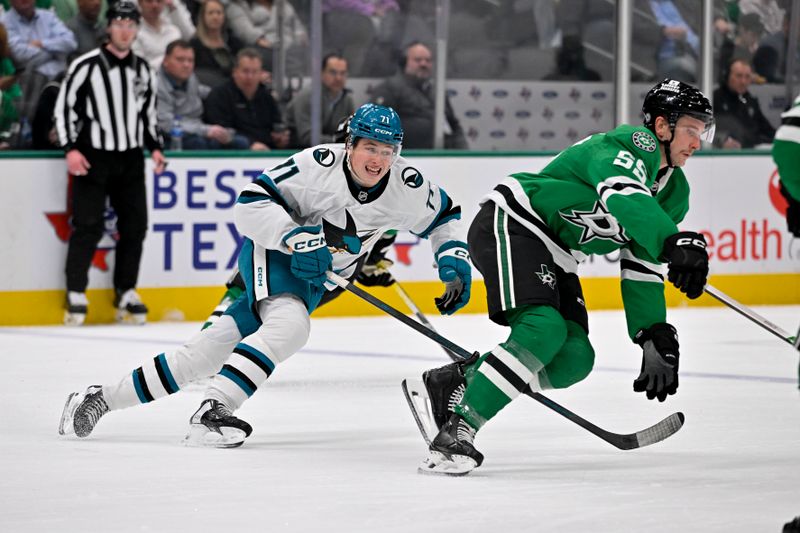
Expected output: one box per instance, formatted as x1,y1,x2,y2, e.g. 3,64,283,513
680,114,715,144
348,137,402,164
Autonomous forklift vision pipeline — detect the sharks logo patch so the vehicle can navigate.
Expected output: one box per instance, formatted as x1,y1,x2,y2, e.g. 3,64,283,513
402,167,423,188
313,147,336,167
322,210,376,254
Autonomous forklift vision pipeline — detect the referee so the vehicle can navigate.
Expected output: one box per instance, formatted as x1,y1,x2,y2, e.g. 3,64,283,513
55,0,166,326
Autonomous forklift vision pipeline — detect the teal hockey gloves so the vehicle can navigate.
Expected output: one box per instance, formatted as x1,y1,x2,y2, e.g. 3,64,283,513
434,242,471,315
283,226,333,287
780,183,800,237
661,231,709,299
633,323,680,402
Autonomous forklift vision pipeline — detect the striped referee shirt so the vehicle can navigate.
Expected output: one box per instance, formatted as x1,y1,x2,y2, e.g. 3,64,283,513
55,46,162,152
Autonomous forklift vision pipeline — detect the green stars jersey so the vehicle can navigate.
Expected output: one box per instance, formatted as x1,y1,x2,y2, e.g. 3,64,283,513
773,93,800,202
484,124,689,338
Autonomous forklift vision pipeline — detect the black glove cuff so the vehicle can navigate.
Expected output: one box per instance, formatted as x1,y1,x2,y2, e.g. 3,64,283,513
661,231,707,262
634,322,680,356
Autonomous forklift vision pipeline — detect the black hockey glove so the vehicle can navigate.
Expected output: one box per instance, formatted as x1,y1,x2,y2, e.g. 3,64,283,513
633,323,680,402
780,183,800,237
356,259,395,287
356,232,397,286
661,231,709,299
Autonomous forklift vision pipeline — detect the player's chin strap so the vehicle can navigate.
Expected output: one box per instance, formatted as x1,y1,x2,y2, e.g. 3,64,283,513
327,271,685,450
662,129,675,168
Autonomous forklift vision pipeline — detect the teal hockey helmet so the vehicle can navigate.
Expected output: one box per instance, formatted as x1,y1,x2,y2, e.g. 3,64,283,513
348,104,404,146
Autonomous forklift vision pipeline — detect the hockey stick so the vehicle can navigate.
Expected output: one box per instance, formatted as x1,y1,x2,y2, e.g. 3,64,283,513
704,284,797,347
329,271,684,450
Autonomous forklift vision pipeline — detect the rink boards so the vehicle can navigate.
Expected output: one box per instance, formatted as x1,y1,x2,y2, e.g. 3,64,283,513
0,151,797,325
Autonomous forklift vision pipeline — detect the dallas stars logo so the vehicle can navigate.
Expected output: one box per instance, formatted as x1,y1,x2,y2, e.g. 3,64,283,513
632,131,656,152
560,202,629,245
536,265,556,289
322,210,375,254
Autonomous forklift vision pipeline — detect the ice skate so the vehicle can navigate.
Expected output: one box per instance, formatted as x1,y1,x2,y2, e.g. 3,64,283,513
418,413,483,476
183,399,252,448
58,385,108,437
114,289,148,325
422,360,468,430
63,291,88,326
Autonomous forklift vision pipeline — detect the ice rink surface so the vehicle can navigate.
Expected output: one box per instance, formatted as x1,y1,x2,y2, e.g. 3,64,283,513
2,305,800,532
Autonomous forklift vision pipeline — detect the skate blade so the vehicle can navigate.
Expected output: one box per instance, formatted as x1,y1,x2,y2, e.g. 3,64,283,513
183,425,246,448
115,310,146,325
63,311,86,327
401,379,437,446
417,451,476,476
58,392,81,435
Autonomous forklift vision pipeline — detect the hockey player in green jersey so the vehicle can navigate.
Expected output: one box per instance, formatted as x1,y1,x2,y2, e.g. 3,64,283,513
413,79,715,475
772,92,800,237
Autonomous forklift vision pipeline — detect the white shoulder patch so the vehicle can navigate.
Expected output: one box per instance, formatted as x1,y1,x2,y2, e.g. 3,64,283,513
632,130,657,153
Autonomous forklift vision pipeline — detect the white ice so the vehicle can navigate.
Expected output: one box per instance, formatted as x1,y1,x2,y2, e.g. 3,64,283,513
2,305,800,532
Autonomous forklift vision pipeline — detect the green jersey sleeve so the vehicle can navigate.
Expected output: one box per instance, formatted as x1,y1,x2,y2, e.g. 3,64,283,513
582,126,679,261
619,167,691,339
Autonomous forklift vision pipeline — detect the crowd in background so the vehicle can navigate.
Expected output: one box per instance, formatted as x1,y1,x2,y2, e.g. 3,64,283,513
0,0,797,151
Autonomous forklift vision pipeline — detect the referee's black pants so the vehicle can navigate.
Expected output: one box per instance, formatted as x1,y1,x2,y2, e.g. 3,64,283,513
65,148,147,294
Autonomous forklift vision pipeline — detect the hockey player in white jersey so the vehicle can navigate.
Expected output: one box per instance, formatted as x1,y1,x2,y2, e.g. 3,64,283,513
59,103,472,447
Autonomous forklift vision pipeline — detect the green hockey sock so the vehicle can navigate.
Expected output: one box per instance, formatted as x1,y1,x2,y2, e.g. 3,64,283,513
539,320,595,389
457,305,567,429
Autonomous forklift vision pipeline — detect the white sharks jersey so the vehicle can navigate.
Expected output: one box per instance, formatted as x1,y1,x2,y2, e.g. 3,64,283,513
235,144,464,286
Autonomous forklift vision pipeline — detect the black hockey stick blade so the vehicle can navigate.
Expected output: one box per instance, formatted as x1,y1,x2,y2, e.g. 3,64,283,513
329,271,683,451
530,391,685,450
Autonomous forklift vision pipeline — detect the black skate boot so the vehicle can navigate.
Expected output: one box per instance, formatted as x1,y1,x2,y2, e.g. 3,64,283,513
59,385,109,437
419,413,484,476
422,352,478,430
184,399,253,448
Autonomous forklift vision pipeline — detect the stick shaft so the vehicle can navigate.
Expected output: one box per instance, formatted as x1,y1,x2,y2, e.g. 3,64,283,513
704,284,795,345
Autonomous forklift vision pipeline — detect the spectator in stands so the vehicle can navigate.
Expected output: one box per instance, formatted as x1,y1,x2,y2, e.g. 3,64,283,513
321,0,400,76
739,0,785,35
2,0,77,121
157,39,248,149
30,72,61,148
66,0,105,57
648,0,700,83
543,34,601,81
190,0,241,88
713,57,776,149
133,0,194,70
284,52,353,148
203,47,288,150
50,0,107,25
0,21,21,149
718,12,765,80
225,0,306,72
370,41,467,149
753,11,792,83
